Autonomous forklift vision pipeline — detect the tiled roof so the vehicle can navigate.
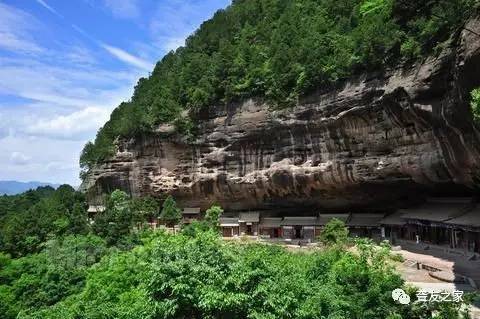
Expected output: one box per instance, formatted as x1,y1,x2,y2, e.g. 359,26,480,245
380,211,407,226
399,198,470,222
347,214,385,227
445,206,480,227
259,217,282,228
317,214,350,225
239,212,260,223
282,216,317,226
219,217,239,227
87,205,105,213
182,207,201,215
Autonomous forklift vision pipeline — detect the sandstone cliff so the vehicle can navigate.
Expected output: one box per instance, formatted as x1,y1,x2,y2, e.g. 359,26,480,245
82,17,480,212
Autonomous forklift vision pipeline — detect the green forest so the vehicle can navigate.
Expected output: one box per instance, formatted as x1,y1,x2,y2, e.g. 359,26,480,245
80,0,476,174
0,187,474,318
3,0,479,317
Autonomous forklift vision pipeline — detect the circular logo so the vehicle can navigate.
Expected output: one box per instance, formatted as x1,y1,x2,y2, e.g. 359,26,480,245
392,288,410,305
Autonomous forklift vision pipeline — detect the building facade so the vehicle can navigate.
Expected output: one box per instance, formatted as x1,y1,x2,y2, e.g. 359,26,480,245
381,198,480,255
215,198,480,254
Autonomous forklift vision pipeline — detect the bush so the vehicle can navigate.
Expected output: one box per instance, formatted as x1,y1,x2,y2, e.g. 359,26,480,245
16,230,474,319
471,88,480,123
319,218,349,246
159,195,181,227
390,253,405,262
204,204,223,229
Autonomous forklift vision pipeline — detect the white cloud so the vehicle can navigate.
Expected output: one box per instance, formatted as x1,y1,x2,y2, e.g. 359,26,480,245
103,0,140,19
71,24,92,39
0,0,231,185
0,3,44,53
149,0,230,52
26,107,110,140
0,32,43,53
70,23,152,71
34,0,63,18
0,56,138,108
0,135,83,184
10,152,31,165
63,45,97,65
162,36,186,52
101,43,153,71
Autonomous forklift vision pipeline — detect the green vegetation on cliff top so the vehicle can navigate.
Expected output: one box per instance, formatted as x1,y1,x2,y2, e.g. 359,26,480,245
80,0,476,175
0,188,475,318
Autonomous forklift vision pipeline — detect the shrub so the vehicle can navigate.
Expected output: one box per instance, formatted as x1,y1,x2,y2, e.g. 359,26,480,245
159,195,181,227
471,88,480,123
319,218,349,246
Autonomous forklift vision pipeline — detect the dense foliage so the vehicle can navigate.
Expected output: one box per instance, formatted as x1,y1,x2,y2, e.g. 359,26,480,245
159,195,181,227
471,87,480,122
0,185,89,257
319,218,350,245
80,0,476,174
8,230,471,319
0,188,474,318
0,188,157,318
0,234,108,318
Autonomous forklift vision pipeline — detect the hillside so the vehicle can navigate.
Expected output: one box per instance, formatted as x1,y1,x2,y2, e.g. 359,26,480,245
80,0,476,174
0,181,60,195
80,0,480,213
2,2,480,318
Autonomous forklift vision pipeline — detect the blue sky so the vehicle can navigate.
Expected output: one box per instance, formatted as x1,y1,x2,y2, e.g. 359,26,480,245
0,0,231,185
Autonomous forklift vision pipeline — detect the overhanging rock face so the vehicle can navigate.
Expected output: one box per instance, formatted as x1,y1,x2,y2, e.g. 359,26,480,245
81,17,480,212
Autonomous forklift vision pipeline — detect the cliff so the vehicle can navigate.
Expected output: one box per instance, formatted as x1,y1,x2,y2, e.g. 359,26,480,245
82,17,480,212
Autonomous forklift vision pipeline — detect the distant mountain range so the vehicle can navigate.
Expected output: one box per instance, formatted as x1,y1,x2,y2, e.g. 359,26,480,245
0,181,61,195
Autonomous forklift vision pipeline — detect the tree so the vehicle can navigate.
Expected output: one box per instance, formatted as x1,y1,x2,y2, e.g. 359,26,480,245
13,230,473,319
360,0,393,16
130,196,159,228
0,235,108,319
0,186,89,256
204,204,223,229
80,0,475,166
93,190,134,246
67,203,89,235
471,88,480,123
159,195,181,227
319,218,349,246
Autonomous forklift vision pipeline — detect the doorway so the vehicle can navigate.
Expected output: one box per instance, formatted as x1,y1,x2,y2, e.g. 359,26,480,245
273,228,280,238
294,226,302,239
222,227,232,237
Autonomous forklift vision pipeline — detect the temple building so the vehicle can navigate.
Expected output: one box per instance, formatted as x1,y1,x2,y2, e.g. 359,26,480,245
444,206,480,253
259,217,283,238
219,216,240,237
281,216,317,241
87,205,105,223
182,207,201,225
380,211,407,244
399,198,470,246
216,198,480,255
238,212,260,236
347,214,385,239
381,198,480,255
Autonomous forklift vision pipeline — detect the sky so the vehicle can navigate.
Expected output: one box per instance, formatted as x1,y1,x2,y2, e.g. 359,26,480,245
0,0,231,186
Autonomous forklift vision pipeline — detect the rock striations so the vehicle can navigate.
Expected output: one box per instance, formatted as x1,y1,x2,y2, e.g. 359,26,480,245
81,17,480,212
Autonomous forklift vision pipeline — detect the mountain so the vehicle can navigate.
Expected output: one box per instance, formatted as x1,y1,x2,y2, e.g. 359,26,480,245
0,181,61,195
80,0,474,171
80,0,480,211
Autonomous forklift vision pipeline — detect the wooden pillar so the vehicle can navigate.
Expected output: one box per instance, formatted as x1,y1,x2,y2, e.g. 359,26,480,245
449,228,454,248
